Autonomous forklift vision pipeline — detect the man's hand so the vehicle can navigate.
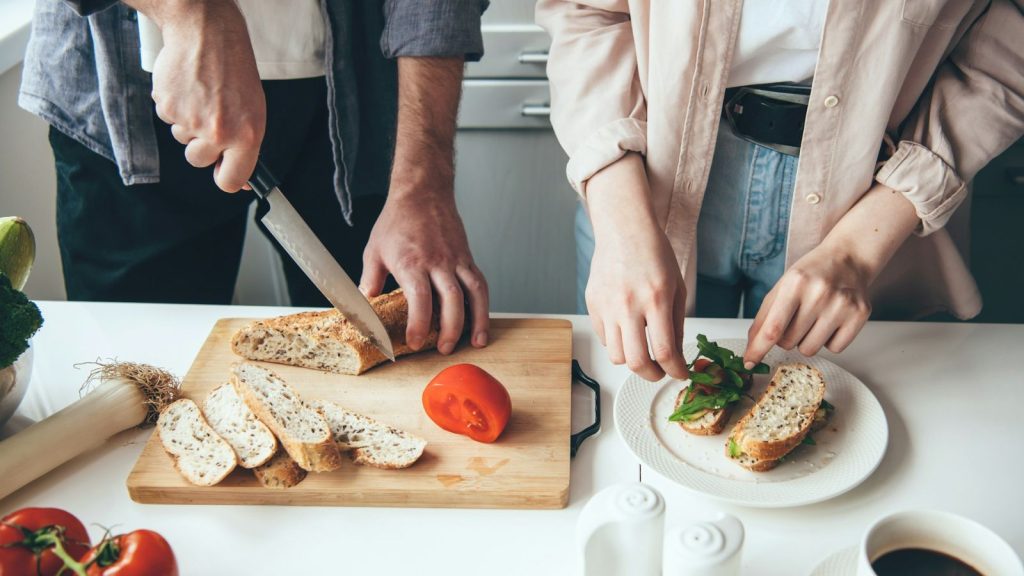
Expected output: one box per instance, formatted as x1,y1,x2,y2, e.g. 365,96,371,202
134,0,265,192
744,183,920,366
359,57,488,355
585,154,689,383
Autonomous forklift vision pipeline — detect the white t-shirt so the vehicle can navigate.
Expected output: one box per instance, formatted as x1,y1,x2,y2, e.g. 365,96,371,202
727,1,829,88
138,1,326,80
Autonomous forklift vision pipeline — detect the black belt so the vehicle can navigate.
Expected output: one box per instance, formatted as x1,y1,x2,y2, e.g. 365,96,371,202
723,83,811,156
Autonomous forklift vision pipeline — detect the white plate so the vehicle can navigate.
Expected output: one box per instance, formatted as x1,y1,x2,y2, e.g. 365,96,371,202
614,339,888,508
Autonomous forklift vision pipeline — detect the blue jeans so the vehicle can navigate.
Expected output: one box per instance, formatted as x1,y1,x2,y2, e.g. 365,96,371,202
576,127,797,318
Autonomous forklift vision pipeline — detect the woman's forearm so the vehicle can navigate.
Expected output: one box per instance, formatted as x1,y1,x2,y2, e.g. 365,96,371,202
818,183,920,283
585,153,661,244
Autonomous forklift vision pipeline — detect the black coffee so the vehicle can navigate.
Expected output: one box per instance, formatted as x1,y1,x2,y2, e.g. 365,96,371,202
871,548,984,576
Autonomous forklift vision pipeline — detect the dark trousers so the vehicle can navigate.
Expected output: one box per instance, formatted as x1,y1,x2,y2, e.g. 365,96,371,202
51,78,384,306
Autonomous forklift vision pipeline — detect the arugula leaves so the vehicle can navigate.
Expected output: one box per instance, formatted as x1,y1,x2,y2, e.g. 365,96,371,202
801,434,816,446
695,334,769,377
668,387,741,421
668,334,771,423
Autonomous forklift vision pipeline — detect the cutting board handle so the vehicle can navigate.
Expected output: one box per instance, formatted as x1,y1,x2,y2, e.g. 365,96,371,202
570,360,601,458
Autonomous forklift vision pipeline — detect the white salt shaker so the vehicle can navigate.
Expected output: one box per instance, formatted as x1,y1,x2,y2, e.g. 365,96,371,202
576,483,665,576
662,512,744,576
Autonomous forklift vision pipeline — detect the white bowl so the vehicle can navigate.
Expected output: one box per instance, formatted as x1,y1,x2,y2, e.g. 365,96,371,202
0,343,33,429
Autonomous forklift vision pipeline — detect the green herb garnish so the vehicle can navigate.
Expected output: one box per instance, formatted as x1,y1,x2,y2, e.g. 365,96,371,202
668,334,770,424
668,387,742,421
820,399,835,411
727,438,742,458
801,434,816,446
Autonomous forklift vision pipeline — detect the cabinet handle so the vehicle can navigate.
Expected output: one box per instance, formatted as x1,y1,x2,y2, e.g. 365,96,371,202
518,50,549,64
1007,167,1024,186
521,104,551,117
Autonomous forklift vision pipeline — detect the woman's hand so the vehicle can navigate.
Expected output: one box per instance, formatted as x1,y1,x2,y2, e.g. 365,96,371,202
586,154,689,382
744,183,920,366
743,245,872,363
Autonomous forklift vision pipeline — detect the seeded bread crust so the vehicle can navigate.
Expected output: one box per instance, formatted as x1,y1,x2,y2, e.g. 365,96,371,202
310,399,427,470
157,399,237,486
230,289,439,375
230,363,342,473
252,452,308,489
728,363,826,463
675,388,733,436
203,383,277,468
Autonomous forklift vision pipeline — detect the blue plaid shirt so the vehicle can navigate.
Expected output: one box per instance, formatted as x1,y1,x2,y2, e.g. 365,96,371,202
19,0,486,223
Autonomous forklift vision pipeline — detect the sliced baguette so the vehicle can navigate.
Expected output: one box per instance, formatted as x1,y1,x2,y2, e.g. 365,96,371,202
230,362,342,473
310,399,427,469
674,388,733,435
157,399,237,486
732,452,781,472
230,289,439,375
253,452,308,489
203,383,277,468
726,363,825,463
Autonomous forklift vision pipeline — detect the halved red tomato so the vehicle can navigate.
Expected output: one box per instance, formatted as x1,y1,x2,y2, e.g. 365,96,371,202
422,364,512,443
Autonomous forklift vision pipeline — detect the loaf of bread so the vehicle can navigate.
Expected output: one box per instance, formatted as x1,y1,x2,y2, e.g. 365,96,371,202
230,362,341,473
230,289,439,375
310,399,427,470
157,399,237,486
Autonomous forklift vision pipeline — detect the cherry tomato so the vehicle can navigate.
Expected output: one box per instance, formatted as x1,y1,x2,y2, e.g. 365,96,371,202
692,358,713,373
422,364,512,443
80,530,178,576
0,507,91,576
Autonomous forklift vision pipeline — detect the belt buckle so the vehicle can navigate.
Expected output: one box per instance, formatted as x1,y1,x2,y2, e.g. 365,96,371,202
724,86,809,157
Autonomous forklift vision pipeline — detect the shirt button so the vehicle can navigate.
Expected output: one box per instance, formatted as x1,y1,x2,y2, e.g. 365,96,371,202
806,193,822,205
823,95,840,108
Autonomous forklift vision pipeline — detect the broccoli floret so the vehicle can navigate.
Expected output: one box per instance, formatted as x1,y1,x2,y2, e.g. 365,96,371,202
0,273,42,367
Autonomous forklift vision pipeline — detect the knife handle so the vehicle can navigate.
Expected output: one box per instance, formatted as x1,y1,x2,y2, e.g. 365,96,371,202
248,159,279,199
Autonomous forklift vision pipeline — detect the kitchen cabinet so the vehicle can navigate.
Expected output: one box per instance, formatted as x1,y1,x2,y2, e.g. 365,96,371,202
454,1,578,314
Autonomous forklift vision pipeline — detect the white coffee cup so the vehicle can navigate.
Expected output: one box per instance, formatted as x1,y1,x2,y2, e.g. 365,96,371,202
857,510,1023,576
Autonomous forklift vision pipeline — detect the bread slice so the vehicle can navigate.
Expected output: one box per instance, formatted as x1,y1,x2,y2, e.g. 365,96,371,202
230,362,342,472
726,363,826,463
157,399,237,486
310,399,427,469
252,452,308,489
202,383,277,468
230,289,439,375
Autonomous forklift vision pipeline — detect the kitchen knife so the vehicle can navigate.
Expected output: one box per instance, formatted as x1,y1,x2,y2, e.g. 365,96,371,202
248,160,395,361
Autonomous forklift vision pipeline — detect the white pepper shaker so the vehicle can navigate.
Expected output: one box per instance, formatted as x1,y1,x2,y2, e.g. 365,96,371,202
662,512,744,576
576,483,665,576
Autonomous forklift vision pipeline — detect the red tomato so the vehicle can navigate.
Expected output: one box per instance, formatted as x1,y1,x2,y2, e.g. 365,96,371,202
422,364,512,443
0,507,91,576
692,358,714,373
80,530,178,576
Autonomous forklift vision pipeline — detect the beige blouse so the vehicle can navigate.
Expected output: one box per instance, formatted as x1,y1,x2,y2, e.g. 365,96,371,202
537,0,1024,319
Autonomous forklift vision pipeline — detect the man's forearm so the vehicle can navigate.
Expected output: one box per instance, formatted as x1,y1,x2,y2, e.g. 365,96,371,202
122,0,242,31
819,183,920,282
390,57,464,199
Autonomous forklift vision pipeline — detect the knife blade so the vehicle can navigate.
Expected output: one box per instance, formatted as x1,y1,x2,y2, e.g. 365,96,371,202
248,160,395,361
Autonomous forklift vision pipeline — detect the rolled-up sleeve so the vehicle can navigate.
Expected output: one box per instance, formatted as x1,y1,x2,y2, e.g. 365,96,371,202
876,0,1024,236
536,0,647,197
381,0,488,62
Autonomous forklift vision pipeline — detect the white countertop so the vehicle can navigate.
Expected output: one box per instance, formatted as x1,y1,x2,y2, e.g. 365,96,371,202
2,301,1021,575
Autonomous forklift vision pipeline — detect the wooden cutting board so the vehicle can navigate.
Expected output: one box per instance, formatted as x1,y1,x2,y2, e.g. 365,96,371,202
127,317,572,509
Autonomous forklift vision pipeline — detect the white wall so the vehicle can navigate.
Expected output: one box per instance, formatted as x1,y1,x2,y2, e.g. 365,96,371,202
0,63,63,301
